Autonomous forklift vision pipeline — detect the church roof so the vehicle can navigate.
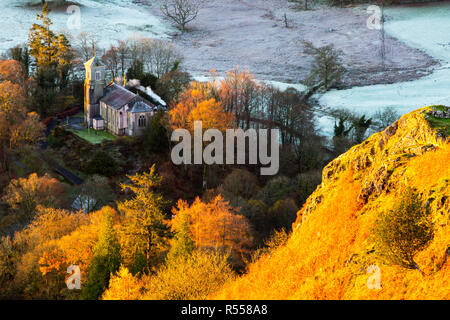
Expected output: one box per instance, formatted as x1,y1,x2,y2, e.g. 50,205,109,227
100,83,155,111
84,55,105,68
131,101,154,113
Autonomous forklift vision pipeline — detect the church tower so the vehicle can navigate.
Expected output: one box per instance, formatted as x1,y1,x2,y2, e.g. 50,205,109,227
84,56,106,127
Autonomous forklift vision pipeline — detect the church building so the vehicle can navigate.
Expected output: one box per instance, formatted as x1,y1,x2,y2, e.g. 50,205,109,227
84,56,161,136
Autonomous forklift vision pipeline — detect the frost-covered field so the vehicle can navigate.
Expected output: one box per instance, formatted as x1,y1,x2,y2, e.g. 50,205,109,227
2,0,449,137
160,0,435,87
0,0,172,51
318,3,450,135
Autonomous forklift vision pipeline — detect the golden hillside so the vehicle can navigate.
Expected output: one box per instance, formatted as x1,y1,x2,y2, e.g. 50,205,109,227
216,106,450,300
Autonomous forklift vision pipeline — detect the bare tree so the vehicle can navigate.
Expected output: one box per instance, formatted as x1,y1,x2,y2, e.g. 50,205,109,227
140,38,183,78
373,107,400,131
161,0,202,32
75,32,99,61
102,45,120,80
116,39,130,78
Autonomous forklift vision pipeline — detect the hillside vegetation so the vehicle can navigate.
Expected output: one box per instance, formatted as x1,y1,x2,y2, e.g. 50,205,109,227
216,106,450,300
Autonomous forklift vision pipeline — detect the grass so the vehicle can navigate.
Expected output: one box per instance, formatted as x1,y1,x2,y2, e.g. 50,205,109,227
425,105,450,136
67,128,116,144
73,112,84,119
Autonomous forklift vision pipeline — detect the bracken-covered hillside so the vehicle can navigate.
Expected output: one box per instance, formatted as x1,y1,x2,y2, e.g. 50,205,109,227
216,106,450,300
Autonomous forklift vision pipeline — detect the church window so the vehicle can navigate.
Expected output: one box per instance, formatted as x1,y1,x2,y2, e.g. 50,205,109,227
95,71,101,81
138,115,146,127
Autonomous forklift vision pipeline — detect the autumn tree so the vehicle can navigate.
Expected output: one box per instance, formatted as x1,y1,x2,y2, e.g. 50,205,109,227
82,210,121,300
166,203,194,262
170,83,234,188
169,82,212,129
219,67,261,129
38,207,120,299
0,60,30,91
28,3,73,115
141,250,234,300
28,4,56,67
373,188,434,273
53,33,73,90
102,266,144,300
2,173,66,223
13,207,88,298
7,45,31,78
118,165,171,274
172,195,253,267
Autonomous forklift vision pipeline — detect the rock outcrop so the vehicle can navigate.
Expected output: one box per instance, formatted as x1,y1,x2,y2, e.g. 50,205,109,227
216,106,450,300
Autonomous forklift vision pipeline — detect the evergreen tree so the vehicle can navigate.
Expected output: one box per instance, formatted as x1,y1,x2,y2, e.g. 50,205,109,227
142,110,169,154
373,188,434,273
54,34,73,89
86,151,118,177
81,210,121,300
9,45,30,78
303,41,345,91
118,165,171,274
166,206,194,263
352,115,372,144
28,3,73,115
28,3,57,67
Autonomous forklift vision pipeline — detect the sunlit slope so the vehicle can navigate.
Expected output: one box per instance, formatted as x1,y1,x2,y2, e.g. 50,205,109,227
216,106,450,300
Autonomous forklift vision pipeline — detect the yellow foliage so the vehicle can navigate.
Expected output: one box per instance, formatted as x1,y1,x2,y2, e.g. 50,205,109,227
102,266,143,300
216,107,450,300
141,250,234,300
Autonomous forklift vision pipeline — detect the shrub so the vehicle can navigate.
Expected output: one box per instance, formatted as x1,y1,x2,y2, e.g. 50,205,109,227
142,250,234,300
267,198,299,232
85,151,118,177
372,188,434,272
257,176,291,207
219,169,259,206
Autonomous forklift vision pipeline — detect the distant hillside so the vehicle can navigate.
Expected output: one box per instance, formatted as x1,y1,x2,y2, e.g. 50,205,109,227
216,106,450,300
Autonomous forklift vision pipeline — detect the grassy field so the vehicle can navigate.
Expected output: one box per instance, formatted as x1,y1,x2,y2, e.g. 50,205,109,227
68,128,116,144
426,106,450,136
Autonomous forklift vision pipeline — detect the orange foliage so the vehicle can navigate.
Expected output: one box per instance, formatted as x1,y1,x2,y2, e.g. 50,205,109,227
216,108,450,300
169,82,234,132
39,207,120,279
0,60,27,86
39,249,66,276
188,99,234,131
172,195,253,262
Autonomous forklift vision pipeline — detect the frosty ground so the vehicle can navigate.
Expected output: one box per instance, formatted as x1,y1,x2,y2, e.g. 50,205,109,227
317,2,450,135
144,0,436,88
2,0,449,135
